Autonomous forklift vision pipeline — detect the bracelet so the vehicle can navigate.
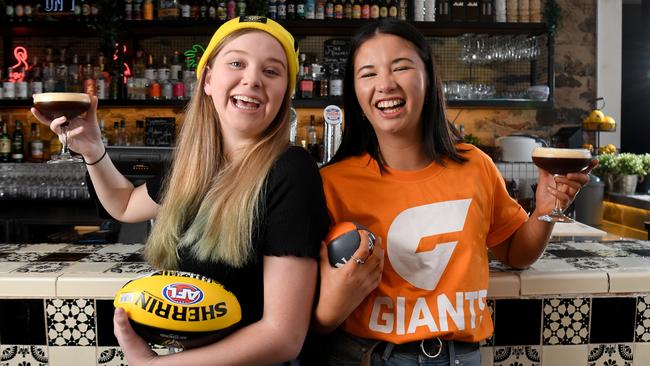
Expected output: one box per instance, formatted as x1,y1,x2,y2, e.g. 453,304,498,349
84,148,107,166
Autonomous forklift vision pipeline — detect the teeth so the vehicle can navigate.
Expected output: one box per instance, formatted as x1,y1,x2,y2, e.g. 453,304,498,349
233,95,261,104
376,99,405,109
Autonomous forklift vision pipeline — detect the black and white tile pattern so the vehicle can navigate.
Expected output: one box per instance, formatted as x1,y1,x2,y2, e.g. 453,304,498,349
588,344,633,366
543,298,591,345
0,345,48,366
107,262,154,274
0,252,44,262
494,345,541,366
481,299,495,347
97,347,126,366
80,253,132,262
14,261,72,273
637,295,650,343
46,299,96,346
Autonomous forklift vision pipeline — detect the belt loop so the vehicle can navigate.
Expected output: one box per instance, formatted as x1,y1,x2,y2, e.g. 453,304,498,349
448,340,458,365
381,342,395,361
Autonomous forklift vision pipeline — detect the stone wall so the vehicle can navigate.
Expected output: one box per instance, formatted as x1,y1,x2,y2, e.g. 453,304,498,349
453,0,597,147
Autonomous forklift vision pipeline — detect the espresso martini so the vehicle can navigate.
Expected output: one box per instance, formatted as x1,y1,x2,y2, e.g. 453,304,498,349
33,92,91,120
532,147,592,175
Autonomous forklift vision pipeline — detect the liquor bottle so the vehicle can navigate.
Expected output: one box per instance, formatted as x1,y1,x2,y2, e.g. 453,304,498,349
68,54,82,92
29,56,43,96
55,48,69,92
96,62,108,100
296,0,305,18
14,66,29,99
277,0,286,19
83,57,97,96
217,0,226,19
388,0,397,18
305,0,314,19
112,121,120,146
397,0,406,19
268,0,277,19
82,0,92,20
180,0,191,18
379,0,388,18
329,68,343,96
236,0,246,15
120,120,131,146
191,0,200,17
158,0,180,19
49,129,62,160
125,0,133,19
227,0,236,18
24,0,33,21
437,0,450,21
133,0,143,19
11,120,24,163
334,0,343,19
299,69,313,99
321,0,331,18
315,0,324,19
352,0,361,19
29,123,43,163
134,120,146,146
370,0,379,19
200,0,209,18
144,0,154,19
319,67,329,97
6,0,15,22
90,0,99,21
343,0,352,19
98,119,108,146
307,115,321,162
208,0,217,18
14,0,23,21
286,0,296,19
0,122,12,163
360,0,370,19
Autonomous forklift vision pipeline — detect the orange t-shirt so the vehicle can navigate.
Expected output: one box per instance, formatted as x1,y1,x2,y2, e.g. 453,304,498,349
320,144,528,344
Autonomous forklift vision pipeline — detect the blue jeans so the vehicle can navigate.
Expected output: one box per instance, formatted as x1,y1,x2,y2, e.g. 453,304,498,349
317,330,481,366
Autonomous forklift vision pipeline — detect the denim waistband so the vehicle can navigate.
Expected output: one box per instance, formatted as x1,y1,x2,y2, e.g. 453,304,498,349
376,338,479,360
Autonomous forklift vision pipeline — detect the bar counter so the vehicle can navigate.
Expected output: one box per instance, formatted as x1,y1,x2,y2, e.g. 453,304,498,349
0,238,649,366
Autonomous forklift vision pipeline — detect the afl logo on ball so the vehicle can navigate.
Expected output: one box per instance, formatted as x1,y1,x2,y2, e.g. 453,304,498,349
162,283,204,305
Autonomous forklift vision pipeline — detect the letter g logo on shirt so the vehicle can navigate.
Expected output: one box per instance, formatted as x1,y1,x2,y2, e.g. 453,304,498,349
386,199,471,291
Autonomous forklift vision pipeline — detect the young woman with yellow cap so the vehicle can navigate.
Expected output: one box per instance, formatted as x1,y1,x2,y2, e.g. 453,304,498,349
32,16,329,365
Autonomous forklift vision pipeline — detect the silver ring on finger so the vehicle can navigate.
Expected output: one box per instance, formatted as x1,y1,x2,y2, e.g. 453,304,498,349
350,256,365,265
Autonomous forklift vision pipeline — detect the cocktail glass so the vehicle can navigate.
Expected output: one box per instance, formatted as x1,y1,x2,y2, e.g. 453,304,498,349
33,92,91,164
531,147,592,223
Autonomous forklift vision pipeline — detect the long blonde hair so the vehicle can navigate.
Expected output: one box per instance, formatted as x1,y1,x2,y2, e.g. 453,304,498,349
145,29,292,269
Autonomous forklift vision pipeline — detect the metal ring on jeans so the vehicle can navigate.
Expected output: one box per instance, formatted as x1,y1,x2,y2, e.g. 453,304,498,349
350,256,365,264
420,337,443,358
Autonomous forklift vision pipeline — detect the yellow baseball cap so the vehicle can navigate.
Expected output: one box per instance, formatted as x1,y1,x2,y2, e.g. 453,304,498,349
196,16,299,95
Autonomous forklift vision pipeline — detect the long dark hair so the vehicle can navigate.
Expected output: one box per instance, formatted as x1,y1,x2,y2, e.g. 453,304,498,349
328,19,466,171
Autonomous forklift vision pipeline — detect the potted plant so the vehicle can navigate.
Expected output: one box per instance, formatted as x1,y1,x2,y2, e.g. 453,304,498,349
594,153,646,194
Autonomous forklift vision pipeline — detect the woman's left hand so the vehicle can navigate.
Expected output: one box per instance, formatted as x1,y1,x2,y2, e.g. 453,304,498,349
535,160,598,217
113,307,158,366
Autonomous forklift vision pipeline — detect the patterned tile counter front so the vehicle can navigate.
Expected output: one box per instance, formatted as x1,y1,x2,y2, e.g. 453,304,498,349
0,241,649,366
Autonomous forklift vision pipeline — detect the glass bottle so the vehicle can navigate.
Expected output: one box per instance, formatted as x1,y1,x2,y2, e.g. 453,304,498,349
144,0,154,19
352,0,360,19
99,119,108,146
134,120,146,146
11,120,24,163
329,68,343,96
0,122,12,163
277,0,286,19
120,120,131,146
307,115,321,162
49,129,62,160
29,122,44,163
112,121,120,146
334,0,343,19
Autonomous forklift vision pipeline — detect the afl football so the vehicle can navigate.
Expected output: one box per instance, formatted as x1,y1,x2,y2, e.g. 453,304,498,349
325,221,376,267
114,270,241,349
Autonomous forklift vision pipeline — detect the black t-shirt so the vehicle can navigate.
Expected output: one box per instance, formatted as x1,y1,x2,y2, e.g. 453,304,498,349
147,146,330,328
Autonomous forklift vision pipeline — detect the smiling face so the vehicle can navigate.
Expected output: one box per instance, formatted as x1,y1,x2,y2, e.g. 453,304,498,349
353,33,428,144
203,31,289,150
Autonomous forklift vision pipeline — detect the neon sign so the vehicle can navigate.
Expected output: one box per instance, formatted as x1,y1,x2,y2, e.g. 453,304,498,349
9,46,30,83
184,44,205,71
113,43,133,83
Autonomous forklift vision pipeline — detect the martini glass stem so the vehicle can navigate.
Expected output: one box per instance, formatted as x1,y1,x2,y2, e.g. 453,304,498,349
59,125,72,159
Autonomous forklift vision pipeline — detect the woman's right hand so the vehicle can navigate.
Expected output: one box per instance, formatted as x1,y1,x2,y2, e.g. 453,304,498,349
314,232,384,333
30,95,104,162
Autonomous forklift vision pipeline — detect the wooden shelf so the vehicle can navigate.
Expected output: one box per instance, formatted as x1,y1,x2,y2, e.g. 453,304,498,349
2,19,549,38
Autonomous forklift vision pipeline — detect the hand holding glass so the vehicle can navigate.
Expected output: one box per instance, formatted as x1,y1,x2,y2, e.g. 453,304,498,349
531,147,592,223
33,93,91,164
